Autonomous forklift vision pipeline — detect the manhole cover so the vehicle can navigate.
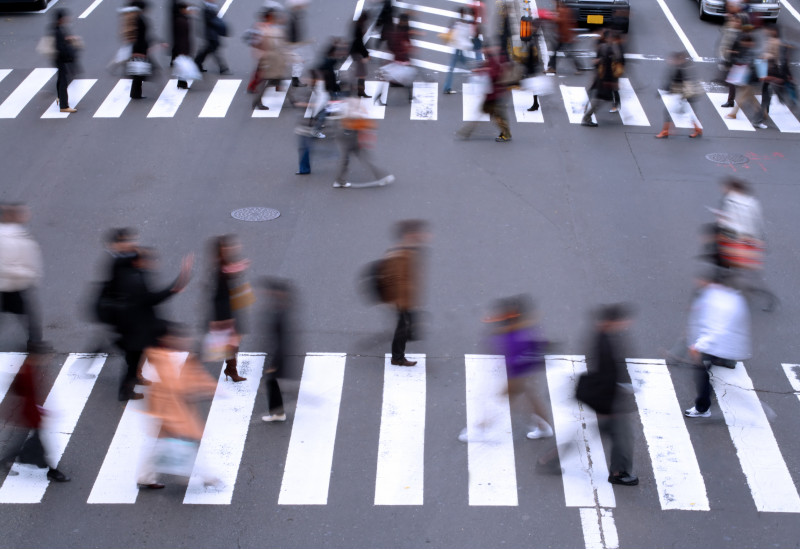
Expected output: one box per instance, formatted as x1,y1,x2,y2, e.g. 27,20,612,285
231,207,280,222
705,153,749,165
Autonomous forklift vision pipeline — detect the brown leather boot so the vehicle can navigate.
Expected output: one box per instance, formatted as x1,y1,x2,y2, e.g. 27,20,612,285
224,357,247,382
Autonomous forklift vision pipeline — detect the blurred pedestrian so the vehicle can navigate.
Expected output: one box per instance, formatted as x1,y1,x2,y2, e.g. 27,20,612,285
173,2,193,89
115,247,193,401
382,220,429,367
581,30,623,127
286,0,310,88
206,235,253,383
456,45,512,142
129,0,152,100
725,31,767,128
251,8,289,111
374,0,394,50
0,344,70,483
442,8,474,95
470,2,484,61
758,26,788,126
333,98,395,188
717,13,742,108
684,269,751,418
52,9,80,113
656,51,702,138
107,0,139,73
260,279,295,422
522,22,545,111
384,12,417,103
545,0,576,74
0,204,45,350
494,0,512,61
575,304,638,486
195,0,230,74
350,12,372,98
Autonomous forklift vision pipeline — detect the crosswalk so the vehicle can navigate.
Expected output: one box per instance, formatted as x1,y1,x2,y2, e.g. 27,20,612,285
2,349,800,521
1,67,800,133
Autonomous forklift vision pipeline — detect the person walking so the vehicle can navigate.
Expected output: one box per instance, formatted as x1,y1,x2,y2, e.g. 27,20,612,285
725,31,767,128
522,23,545,111
115,248,193,401
456,45,512,141
286,0,310,88
545,0,577,74
656,51,703,138
442,8,474,95
382,220,429,367
173,2,192,89
52,9,79,113
0,204,45,350
333,98,395,188
260,279,295,422
350,12,372,98
129,0,152,100
470,2,484,61
684,269,751,418
581,31,623,127
195,0,230,74
207,235,252,383
251,8,289,111
717,13,743,108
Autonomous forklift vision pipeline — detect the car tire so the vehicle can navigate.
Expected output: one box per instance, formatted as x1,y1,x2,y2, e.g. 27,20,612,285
699,0,709,20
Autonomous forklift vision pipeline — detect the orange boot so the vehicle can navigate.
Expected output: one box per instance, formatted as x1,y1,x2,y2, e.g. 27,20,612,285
689,123,702,138
655,122,671,139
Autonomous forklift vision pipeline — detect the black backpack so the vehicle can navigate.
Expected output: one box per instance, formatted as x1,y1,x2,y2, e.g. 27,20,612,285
359,259,390,304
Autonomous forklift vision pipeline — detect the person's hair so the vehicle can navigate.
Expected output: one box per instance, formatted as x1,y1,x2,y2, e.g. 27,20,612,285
210,234,237,265
106,227,138,245
596,303,632,323
725,177,750,194
394,219,428,240
53,8,69,22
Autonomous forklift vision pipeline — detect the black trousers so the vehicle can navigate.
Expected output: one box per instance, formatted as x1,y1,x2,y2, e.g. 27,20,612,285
391,310,414,362
120,349,143,399
694,353,735,413
0,289,43,345
56,62,71,108
265,376,284,414
195,40,227,72
130,75,144,98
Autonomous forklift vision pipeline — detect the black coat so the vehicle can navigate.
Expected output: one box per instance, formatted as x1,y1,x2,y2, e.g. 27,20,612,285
132,13,149,56
579,330,634,415
173,11,192,56
116,267,176,351
211,267,232,322
54,24,76,65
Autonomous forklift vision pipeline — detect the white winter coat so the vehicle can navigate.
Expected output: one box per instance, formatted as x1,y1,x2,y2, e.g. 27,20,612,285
718,190,764,240
0,223,43,292
687,283,751,361
449,20,474,52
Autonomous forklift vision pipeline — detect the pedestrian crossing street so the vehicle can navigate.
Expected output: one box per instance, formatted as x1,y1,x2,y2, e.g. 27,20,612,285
2,351,800,519
2,67,800,133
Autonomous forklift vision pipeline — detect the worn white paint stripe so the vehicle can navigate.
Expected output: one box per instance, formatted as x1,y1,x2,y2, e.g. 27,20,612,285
0,68,57,118
41,78,96,118
626,359,709,511
79,0,104,18
465,354,517,506
148,80,191,118
393,1,461,18
659,90,701,129
184,354,263,504
0,69,11,85
560,85,595,124
781,364,800,403
545,356,615,508
217,0,234,17
511,88,544,123
353,0,365,19
0,354,106,503
408,20,450,33
616,78,649,126
580,508,619,549
251,80,290,118
779,0,800,24
0,353,26,404
654,0,700,61
278,353,346,505
88,353,187,504
93,79,132,118
713,363,800,513
199,79,241,118
706,92,755,131
757,95,800,133
411,82,438,121
462,82,489,122
374,354,426,505
368,49,469,74
410,39,476,58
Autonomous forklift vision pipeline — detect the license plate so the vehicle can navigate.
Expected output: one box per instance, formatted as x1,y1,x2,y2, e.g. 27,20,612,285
587,14,604,24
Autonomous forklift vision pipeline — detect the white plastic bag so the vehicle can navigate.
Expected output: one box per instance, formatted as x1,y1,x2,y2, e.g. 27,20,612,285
469,73,492,95
172,54,201,81
126,57,152,76
152,438,198,477
726,64,750,86
520,75,554,95
380,62,416,86
113,44,133,64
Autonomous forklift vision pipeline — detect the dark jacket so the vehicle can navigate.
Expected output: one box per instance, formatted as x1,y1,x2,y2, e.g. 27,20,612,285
116,266,176,351
174,10,192,56
584,330,634,415
54,24,76,65
349,17,369,58
132,13,150,56
202,4,225,43
211,267,232,322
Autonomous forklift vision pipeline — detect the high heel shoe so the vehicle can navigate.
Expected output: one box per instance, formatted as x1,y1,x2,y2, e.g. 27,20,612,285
373,95,386,107
223,359,246,382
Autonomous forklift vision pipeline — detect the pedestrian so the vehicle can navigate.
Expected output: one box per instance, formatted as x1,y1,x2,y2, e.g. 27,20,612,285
609,31,625,113
195,0,229,75
522,23,545,111
374,0,394,50
350,12,372,98
684,269,751,418
442,8,474,95
1,344,70,483
470,2,484,61
0,204,45,351
138,324,219,490
717,13,742,108
251,8,289,111
725,30,768,128
456,44,512,142
581,30,623,127
381,220,429,367
575,304,638,486
286,0,310,88
656,50,703,138
107,0,139,73
545,0,577,74
494,0,512,61
758,26,786,126
115,247,193,401
260,278,295,422
333,98,395,188
206,235,253,383
129,0,152,100
173,2,192,89
384,12,417,103
52,9,80,113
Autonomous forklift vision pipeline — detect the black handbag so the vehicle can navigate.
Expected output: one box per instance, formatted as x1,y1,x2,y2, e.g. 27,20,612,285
18,431,48,469
575,372,612,414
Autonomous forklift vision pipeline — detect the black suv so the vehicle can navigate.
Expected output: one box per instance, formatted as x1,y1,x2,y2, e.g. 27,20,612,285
562,0,630,32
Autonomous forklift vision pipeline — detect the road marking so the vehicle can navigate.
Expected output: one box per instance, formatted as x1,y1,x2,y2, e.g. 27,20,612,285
0,353,26,404
41,78,96,118
0,69,10,85
374,354,426,506
358,81,387,119
0,68,57,118
658,90,701,129
462,82,490,121
184,354,263,504
410,38,477,58
580,507,619,549
560,85,595,124
218,0,234,17
0,354,105,503
393,1,461,18
779,0,800,24
303,81,329,118
713,363,800,513
354,0,365,19
408,20,451,33
88,353,187,504
411,82,438,120
545,356,615,508
94,79,132,118
278,353,346,505
511,88,544,122
148,80,191,118
757,95,800,133
706,92,755,131
199,79,241,118
464,354,517,506
781,364,800,404
616,78,650,126
626,359,709,511
79,0,104,18
654,0,701,61
368,49,470,74
251,80,290,118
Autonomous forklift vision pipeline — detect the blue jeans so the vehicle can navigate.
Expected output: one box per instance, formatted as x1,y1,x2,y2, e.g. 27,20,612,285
472,37,483,61
444,49,469,92
298,135,311,174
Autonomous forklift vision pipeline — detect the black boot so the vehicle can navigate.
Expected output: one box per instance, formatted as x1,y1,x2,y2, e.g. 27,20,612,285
357,78,371,98
291,76,307,88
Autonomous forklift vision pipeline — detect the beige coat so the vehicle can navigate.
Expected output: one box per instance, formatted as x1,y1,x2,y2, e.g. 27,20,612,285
254,22,289,80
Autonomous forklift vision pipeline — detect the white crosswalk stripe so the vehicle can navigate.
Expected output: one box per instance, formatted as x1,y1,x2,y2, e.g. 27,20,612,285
41,79,96,118
511,89,544,123
0,68,57,119
251,80,290,118
706,92,756,131
411,82,438,121
462,82,489,122
659,90,701,129
616,78,650,126
148,80,192,118
0,69,11,86
199,79,241,118
93,79,132,118
0,352,26,404
560,85,595,125
781,363,800,404
757,95,800,133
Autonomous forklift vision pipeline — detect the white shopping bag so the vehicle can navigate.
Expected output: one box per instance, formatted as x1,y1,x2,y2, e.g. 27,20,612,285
726,64,750,86
172,54,202,81
520,75,554,95
469,73,492,95
380,62,416,86
152,438,199,477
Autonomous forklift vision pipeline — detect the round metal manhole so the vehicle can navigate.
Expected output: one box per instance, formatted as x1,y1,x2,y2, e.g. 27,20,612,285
231,207,281,222
705,153,749,165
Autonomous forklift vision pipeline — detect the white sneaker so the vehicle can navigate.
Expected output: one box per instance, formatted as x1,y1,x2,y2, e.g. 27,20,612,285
457,427,469,443
332,181,351,188
755,122,768,129
380,174,395,186
526,424,554,440
684,406,710,418
262,413,287,422
609,107,619,113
